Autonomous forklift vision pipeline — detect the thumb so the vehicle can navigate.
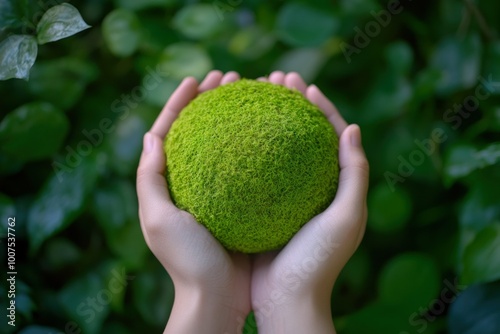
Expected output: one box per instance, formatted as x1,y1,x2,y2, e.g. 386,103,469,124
335,124,369,210
321,124,369,226
136,132,179,232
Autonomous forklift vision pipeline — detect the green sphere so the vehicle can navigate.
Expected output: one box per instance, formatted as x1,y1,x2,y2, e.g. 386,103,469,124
164,80,339,253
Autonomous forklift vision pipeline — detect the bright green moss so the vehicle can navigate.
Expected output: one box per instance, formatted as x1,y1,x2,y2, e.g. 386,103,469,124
164,80,339,253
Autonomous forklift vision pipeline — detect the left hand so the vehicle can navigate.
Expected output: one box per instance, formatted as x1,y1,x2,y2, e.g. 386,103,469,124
136,70,252,334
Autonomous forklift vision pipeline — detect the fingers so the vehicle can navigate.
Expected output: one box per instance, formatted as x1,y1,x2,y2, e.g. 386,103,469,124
269,76,348,136
150,77,198,138
221,71,240,84
259,72,306,97
306,125,368,260
325,124,369,219
198,70,223,92
306,85,348,136
199,70,240,92
284,72,307,95
136,132,179,238
269,71,285,85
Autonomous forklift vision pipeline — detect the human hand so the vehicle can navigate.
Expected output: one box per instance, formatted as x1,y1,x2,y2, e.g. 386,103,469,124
136,70,252,334
251,71,369,334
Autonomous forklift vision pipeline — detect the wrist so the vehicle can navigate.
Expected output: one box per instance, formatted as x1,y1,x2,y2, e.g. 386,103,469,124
253,292,335,334
165,284,249,334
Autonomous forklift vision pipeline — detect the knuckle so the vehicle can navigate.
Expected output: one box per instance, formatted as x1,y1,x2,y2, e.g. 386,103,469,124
143,211,169,235
354,155,370,174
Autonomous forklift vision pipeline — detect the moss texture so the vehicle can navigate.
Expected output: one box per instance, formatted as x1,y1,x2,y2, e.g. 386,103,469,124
164,80,339,253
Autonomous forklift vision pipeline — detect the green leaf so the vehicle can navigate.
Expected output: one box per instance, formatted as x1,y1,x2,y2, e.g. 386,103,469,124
482,42,500,95
36,3,90,45
0,153,24,176
102,9,141,57
444,143,500,181
143,76,181,107
272,48,327,83
243,312,258,334
133,268,174,326
368,183,412,233
92,181,136,231
108,113,149,176
14,280,35,321
438,0,466,34
0,0,38,32
27,154,99,252
335,248,371,292
173,4,224,40
459,184,500,231
28,57,99,109
475,143,500,169
114,0,177,10
58,272,109,334
107,220,147,270
19,326,64,334
0,102,69,162
158,42,212,80
412,68,441,103
363,71,413,121
92,180,147,269
430,34,482,96
276,3,338,47
385,41,413,74
444,144,478,181
339,0,380,16
0,35,37,80
448,281,500,334
229,26,276,60
102,323,134,334
339,302,425,334
42,238,81,270
378,253,441,312
461,224,500,285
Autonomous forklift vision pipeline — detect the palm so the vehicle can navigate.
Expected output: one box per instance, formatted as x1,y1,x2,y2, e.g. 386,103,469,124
137,70,253,321
163,210,252,299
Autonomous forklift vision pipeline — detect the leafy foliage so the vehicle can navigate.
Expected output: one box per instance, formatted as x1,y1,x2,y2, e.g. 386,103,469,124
0,0,499,333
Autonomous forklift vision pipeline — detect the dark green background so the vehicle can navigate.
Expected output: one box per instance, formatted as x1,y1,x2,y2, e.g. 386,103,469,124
1,0,499,333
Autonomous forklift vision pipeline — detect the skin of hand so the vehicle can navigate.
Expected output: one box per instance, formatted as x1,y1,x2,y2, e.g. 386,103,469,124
136,71,252,334
136,70,369,334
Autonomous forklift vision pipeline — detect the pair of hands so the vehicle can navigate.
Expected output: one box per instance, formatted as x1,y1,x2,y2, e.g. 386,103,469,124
136,70,369,334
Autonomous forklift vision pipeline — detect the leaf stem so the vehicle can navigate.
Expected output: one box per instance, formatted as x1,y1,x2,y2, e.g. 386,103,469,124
462,0,496,42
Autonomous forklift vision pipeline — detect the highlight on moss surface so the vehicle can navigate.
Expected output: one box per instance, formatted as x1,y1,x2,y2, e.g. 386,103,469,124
164,79,339,253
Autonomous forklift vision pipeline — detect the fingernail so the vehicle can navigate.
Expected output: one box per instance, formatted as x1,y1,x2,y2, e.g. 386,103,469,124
144,133,154,153
350,124,362,147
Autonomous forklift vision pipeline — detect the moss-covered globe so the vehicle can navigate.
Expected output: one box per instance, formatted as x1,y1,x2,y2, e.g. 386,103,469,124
164,79,339,253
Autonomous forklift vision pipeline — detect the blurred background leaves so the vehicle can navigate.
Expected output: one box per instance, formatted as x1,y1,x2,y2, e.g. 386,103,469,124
0,0,499,333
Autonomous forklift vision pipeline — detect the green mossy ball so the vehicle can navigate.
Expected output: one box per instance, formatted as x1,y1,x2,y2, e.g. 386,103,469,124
164,80,339,253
